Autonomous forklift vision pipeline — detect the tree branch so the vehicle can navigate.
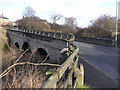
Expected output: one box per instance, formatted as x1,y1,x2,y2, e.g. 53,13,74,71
0,62,61,78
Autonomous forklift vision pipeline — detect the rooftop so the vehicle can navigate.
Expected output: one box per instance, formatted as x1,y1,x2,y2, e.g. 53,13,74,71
0,14,9,19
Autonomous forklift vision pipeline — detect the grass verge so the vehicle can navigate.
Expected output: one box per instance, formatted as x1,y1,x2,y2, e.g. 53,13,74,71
0,27,8,51
77,85,92,90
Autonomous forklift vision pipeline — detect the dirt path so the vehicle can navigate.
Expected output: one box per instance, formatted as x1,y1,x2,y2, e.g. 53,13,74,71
78,58,119,88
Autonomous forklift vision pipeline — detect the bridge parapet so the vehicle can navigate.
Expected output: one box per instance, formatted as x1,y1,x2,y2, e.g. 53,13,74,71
15,29,75,43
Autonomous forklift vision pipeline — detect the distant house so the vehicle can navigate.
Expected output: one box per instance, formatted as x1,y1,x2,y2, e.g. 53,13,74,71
0,14,10,25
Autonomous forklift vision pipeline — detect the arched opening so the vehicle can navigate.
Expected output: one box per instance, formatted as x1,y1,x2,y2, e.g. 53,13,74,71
34,48,49,63
15,42,19,48
22,42,31,52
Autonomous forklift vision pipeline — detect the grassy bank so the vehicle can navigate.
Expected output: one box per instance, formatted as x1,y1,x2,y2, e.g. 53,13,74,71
77,85,92,90
0,27,8,51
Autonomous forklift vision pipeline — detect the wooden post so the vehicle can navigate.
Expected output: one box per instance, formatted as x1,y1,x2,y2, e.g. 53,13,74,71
53,83,57,88
79,64,84,86
73,64,84,88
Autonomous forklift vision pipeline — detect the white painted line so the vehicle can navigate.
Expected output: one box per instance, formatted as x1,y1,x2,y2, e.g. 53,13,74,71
79,56,118,85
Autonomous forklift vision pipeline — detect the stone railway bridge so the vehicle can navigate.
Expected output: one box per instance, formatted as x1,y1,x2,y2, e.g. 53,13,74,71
7,29,75,64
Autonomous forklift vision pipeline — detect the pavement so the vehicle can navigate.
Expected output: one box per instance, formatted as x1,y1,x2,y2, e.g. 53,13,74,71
74,41,119,81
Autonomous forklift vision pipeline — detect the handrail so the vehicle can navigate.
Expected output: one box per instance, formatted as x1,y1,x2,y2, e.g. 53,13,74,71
41,47,80,88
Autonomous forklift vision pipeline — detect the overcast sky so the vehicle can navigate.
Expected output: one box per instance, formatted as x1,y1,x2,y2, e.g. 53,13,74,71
0,0,118,27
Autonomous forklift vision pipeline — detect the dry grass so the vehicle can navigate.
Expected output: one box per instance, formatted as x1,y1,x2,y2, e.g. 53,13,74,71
2,65,47,88
0,27,8,50
1,48,54,88
1,47,21,73
1,52,51,88
0,26,19,70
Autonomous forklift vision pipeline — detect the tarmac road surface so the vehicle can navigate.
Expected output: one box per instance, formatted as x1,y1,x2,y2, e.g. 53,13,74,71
74,41,119,81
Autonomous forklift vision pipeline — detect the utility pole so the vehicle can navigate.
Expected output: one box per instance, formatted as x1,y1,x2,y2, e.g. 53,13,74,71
115,0,118,47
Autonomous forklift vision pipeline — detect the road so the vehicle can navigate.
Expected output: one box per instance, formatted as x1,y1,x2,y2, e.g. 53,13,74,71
78,58,118,88
74,41,119,81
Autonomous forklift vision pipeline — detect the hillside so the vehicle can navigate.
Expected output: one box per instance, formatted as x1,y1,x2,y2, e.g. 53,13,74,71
0,27,8,50
16,17,77,35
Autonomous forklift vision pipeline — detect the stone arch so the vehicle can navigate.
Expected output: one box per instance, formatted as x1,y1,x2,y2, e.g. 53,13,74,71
34,48,49,63
15,42,20,48
22,42,31,52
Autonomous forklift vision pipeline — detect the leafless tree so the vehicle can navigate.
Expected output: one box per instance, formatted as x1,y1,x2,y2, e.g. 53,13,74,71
23,6,35,18
50,13,63,24
64,17,77,29
80,15,116,38
91,15,115,32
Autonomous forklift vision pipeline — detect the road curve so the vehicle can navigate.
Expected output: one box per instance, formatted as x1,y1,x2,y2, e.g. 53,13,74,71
74,41,119,81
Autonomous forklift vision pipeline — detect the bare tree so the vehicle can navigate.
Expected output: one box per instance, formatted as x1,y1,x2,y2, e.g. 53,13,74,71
64,17,77,29
89,15,115,37
91,15,115,32
50,13,63,24
23,6,35,18
80,14,116,38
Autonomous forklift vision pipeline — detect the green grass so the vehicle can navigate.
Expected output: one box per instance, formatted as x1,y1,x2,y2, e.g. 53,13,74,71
77,85,92,90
